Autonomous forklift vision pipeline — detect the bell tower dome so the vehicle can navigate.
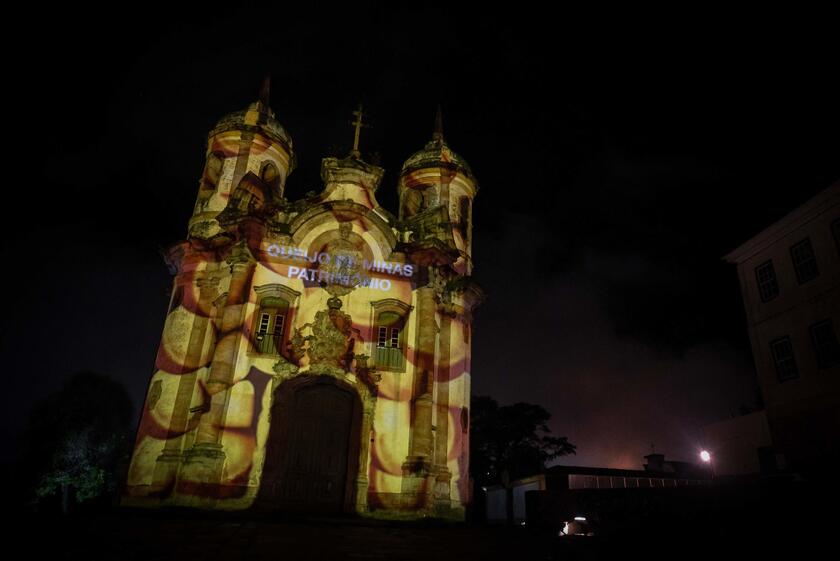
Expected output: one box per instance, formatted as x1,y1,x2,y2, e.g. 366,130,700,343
398,107,478,274
188,78,296,239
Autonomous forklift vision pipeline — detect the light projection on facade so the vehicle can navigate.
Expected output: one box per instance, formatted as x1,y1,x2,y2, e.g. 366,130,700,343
122,84,482,518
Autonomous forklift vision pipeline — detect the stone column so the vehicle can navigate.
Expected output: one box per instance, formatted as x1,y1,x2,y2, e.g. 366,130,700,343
401,282,438,508
151,274,220,495
181,249,254,489
355,395,375,513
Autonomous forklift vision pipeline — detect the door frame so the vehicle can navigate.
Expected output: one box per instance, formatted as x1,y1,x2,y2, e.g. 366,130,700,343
261,374,363,513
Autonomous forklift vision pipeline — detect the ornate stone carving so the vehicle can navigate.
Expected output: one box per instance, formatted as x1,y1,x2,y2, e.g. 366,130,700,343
287,327,307,365
322,222,365,297
271,354,299,382
272,298,381,398
196,275,222,303
430,266,449,298
304,297,355,371
195,276,221,290
354,355,381,397
254,283,301,303
188,219,217,240
226,239,255,266
215,205,244,227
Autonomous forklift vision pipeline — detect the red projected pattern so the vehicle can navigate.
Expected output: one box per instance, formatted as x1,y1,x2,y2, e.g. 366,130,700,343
127,207,473,511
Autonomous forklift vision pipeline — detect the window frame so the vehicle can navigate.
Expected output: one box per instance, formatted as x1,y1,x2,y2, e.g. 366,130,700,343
770,336,799,382
253,306,287,356
789,237,820,285
810,319,840,369
370,299,413,373
754,259,780,303
257,312,271,338
373,311,406,371
251,284,301,357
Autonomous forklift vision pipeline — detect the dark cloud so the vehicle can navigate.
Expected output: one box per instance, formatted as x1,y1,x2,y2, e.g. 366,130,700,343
472,212,759,466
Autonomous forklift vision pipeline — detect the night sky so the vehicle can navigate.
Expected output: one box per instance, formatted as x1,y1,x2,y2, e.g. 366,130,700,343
4,7,838,470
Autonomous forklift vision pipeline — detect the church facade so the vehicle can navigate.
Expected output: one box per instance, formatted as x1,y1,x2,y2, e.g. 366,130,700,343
122,85,482,518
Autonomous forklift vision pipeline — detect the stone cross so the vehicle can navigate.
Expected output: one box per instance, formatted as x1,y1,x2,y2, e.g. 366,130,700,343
349,104,371,158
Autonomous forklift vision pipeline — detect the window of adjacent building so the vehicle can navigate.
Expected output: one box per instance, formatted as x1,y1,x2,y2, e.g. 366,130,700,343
254,296,289,355
770,336,799,382
810,319,840,369
373,311,406,371
754,260,779,302
832,218,840,257
789,238,819,284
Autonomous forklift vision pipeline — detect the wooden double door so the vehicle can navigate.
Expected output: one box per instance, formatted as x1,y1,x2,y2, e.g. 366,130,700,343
261,378,361,513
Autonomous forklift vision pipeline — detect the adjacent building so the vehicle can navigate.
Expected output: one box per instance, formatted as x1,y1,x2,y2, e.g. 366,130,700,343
723,182,840,475
701,410,775,477
486,454,710,524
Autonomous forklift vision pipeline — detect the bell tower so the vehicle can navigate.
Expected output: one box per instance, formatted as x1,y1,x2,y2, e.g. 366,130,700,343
189,78,296,240
398,107,478,275
397,108,482,511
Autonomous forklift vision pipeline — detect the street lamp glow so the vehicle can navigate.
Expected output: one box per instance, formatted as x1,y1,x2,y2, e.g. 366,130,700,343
700,450,711,463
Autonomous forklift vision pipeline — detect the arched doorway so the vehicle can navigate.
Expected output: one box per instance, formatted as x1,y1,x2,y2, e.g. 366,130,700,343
259,376,362,513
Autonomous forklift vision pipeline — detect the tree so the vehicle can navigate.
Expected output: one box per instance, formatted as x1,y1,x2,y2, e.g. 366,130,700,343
23,371,134,513
470,395,576,487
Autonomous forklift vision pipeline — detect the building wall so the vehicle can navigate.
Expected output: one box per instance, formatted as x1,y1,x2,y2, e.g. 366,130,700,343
123,99,481,518
487,468,709,525
727,183,840,471
125,226,472,510
702,410,773,476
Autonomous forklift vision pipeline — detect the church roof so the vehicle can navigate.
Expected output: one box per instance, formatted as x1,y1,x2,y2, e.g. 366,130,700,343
211,101,294,150
401,138,476,182
321,153,385,192
401,108,476,183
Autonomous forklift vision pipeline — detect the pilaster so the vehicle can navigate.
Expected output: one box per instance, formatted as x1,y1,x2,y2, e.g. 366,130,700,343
180,243,255,490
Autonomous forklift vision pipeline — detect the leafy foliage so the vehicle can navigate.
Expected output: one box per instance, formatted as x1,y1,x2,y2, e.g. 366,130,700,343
36,427,127,503
470,395,576,486
25,371,134,510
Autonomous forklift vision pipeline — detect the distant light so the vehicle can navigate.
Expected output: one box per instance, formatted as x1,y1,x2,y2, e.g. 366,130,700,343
574,516,587,521
700,450,711,463
520,521,526,526
481,487,487,492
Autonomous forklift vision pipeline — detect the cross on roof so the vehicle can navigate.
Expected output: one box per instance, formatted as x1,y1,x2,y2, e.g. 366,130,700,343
348,103,372,158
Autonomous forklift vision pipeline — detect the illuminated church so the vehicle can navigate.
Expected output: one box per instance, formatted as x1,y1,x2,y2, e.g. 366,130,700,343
123,81,482,518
